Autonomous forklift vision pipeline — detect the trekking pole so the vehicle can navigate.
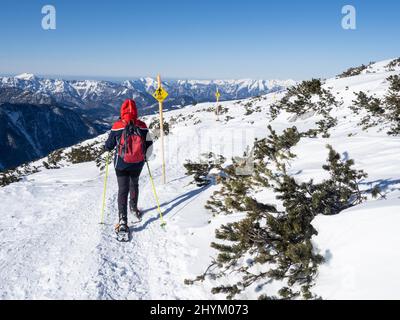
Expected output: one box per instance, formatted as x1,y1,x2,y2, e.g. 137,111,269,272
100,152,111,225
146,160,166,228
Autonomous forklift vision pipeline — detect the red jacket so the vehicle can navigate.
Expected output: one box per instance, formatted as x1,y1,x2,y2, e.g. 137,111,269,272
105,99,153,170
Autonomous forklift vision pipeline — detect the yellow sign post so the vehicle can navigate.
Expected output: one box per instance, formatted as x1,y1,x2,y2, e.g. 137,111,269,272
215,88,221,116
153,86,169,103
153,75,167,184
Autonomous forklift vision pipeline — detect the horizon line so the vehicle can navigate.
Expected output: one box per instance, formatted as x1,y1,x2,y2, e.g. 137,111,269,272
0,72,299,82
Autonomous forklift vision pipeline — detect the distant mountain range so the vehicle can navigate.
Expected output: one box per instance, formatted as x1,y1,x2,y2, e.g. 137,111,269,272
0,73,296,121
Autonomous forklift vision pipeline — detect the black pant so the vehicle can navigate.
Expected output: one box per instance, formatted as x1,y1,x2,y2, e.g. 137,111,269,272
116,165,143,220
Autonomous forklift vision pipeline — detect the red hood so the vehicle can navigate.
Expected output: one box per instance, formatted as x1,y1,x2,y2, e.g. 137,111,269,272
120,99,138,123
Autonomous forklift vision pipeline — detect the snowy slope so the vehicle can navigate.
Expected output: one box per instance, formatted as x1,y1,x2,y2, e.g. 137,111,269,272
0,58,400,299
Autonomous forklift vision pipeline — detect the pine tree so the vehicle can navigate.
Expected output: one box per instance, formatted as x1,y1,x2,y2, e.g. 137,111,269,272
386,58,400,71
337,62,374,78
270,79,340,137
188,129,369,300
385,75,400,134
350,76,400,135
350,91,384,130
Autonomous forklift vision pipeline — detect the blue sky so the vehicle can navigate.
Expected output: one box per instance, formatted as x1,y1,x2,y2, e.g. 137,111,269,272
0,0,399,80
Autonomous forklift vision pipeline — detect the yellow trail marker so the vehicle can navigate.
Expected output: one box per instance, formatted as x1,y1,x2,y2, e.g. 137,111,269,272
215,89,221,102
153,75,167,184
153,86,169,102
215,88,221,116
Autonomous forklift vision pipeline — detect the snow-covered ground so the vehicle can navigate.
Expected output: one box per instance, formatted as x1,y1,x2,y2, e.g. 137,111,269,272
0,58,400,299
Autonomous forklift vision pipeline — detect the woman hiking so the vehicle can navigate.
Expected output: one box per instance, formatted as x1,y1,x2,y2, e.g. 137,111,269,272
105,99,153,238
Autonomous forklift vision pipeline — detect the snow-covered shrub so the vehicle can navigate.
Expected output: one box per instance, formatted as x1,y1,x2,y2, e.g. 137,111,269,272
270,79,339,137
216,105,229,115
224,115,235,122
311,145,368,215
66,142,104,165
350,91,384,130
350,76,400,135
253,125,300,172
385,75,400,135
386,58,400,71
336,62,374,78
42,149,64,169
184,152,226,187
189,127,369,300
313,117,338,138
0,164,39,187
243,102,254,115
205,126,301,215
387,75,400,92
0,169,23,186
148,118,170,139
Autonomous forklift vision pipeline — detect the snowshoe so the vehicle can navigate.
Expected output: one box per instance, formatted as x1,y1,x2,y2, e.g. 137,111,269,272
115,222,130,242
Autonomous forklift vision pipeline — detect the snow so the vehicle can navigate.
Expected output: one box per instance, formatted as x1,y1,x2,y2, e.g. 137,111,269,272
14,73,36,81
0,161,207,299
312,194,400,300
0,58,400,299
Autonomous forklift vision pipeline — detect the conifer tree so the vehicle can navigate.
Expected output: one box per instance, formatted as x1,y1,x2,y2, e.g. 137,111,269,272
386,58,400,71
270,79,339,137
188,129,369,300
336,63,373,78
350,91,384,130
385,75,400,134
349,76,400,135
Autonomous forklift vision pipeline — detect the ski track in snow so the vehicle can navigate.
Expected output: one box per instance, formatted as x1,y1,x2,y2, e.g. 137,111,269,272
0,161,204,299
89,173,156,300
88,167,203,300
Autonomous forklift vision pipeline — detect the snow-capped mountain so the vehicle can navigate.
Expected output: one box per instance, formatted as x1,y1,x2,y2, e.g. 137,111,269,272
1,58,400,299
0,74,295,120
0,75,152,119
125,78,296,100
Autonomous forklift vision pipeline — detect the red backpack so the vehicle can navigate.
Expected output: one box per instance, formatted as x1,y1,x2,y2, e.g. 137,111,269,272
118,121,146,163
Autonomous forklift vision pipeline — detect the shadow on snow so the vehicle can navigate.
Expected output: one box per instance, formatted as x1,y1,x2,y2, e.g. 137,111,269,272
130,183,212,234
